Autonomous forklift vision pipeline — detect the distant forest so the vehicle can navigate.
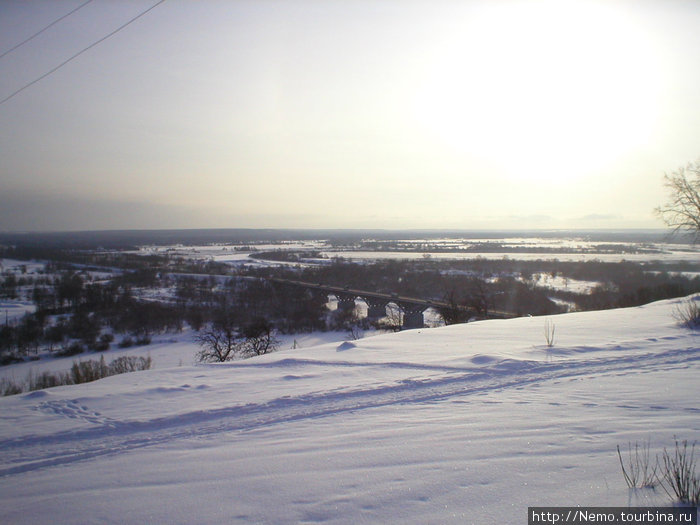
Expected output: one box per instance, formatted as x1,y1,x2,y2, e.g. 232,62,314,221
2,239,699,368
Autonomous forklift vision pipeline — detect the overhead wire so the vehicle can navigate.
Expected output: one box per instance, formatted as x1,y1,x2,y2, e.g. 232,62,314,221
0,0,166,107
0,0,94,60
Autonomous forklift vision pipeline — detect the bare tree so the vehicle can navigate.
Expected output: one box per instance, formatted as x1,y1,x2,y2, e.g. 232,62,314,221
438,290,471,325
195,315,280,362
438,281,490,325
383,304,403,332
240,318,279,357
467,278,491,317
195,314,240,362
655,160,700,242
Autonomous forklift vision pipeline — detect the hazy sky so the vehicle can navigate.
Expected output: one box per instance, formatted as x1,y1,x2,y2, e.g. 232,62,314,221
1,0,699,232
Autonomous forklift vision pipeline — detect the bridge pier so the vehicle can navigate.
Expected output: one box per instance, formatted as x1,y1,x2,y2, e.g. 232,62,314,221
334,292,357,313
397,303,428,330
367,304,388,319
363,297,389,319
402,310,425,329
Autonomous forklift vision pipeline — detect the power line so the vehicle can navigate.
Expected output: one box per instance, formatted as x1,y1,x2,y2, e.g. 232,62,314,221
0,0,94,60
0,0,166,107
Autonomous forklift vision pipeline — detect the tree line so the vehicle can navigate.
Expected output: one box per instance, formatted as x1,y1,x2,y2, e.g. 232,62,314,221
1,247,699,366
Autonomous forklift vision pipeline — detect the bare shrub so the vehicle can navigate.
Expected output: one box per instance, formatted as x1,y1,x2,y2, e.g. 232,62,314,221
89,333,115,352
108,355,152,374
118,336,134,348
544,319,556,347
135,335,151,346
348,324,364,341
71,355,108,384
617,440,659,489
618,438,700,505
28,371,69,391
1,353,153,396
0,378,23,396
672,296,700,329
659,439,700,505
55,341,85,357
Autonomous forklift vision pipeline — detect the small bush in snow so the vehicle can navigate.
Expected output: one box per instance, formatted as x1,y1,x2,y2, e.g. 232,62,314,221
89,333,115,351
617,440,658,489
0,378,23,396
29,371,68,391
71,355,109,384
89,340,110,352
672,296,700,328
135,335,151,346
348,325,364,341
56,342,85,357
617,438,700,505
0,354,23,366
659,439,700,505
544,319,556,347
108,356,152,374
118,337,134,348
3,354,154,396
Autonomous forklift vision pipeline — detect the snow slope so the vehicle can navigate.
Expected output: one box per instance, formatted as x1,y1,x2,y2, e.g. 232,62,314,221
0,297,698,524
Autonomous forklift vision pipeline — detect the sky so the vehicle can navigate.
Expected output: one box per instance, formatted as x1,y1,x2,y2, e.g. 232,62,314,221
1,0,699,232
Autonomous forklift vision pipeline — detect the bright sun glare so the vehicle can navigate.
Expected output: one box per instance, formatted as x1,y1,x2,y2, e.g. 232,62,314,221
414,1,663,185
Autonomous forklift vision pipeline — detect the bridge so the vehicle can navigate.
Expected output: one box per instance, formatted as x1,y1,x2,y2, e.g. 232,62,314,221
267,278,514,329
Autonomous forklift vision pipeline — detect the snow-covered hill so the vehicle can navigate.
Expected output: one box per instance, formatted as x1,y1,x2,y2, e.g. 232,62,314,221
0,297,698,524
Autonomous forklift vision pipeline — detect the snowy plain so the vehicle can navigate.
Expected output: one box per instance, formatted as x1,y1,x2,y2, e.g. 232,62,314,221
135,238,700,265
0,295,698,524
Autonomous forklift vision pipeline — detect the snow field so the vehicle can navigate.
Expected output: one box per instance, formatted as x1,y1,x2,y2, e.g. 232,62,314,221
0,296,698,524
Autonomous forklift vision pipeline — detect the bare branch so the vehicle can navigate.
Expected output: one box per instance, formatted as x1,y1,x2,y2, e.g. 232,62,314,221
655,160,700,242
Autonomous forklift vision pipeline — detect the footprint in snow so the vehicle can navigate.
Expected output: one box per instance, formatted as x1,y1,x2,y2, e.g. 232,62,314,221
35,399,117,426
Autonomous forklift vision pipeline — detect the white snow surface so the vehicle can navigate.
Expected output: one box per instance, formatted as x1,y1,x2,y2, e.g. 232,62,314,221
0,297,698,524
